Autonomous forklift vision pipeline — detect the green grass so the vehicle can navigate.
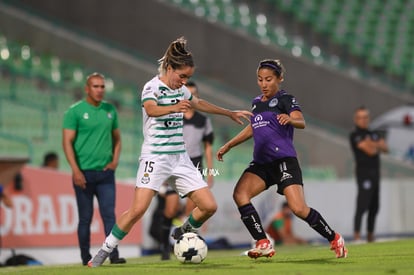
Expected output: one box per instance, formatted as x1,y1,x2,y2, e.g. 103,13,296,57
2,239,414,274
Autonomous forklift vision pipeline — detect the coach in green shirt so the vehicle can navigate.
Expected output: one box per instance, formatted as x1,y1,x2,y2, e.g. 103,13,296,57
62,72,125,266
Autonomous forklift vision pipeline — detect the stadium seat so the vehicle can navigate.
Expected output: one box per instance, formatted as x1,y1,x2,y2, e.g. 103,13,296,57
0,31,143,177
189,0,413,91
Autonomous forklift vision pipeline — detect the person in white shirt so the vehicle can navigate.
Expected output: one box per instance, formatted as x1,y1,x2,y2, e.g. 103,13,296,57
88,37,251,267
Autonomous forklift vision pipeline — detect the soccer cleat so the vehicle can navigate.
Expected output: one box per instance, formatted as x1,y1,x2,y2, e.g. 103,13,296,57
171,226,184,240
171,226,198,240
88,249,110,267
110,257,126,264
330,233,348,258
160,243,172,260
248,238,276,259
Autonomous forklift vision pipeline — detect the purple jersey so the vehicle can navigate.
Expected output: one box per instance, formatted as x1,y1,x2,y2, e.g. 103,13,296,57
250,90,301,164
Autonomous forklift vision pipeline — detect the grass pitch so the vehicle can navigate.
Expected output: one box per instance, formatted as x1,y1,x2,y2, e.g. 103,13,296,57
1,238,413,274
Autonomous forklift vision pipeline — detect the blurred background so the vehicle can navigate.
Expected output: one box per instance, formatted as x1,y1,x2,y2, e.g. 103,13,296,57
1,0,414,179
0,0,414,265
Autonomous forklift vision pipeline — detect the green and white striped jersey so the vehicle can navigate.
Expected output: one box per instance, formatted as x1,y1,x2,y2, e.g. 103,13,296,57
140,76,193,155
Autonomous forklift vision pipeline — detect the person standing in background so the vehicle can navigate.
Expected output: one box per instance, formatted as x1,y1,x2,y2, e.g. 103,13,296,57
62,72,126,266
42,151,59,169
350,106,388,242
0,184,13,208
182,80,215,211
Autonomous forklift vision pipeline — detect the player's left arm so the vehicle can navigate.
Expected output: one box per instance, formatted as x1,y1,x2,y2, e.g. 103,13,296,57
191,96,252,125
217,124,253,161
105,128,121,171
377,138,389,153
277,110,306,129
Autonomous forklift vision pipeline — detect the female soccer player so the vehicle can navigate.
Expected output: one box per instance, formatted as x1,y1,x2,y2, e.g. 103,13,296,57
217,59,348,259
88,37,251,267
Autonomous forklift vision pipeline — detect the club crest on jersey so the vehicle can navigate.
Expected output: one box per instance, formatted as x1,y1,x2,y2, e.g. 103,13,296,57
107,113,113,119
269,98,278,107
141,173,150,184
83,113,89,120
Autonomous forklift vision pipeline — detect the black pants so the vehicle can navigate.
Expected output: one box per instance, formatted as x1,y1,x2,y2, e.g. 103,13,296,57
354,171,380,233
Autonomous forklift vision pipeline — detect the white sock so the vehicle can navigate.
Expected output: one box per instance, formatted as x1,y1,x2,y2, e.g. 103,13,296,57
101,233,120,253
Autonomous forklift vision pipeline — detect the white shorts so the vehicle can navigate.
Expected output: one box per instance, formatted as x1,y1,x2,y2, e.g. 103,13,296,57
135,153,207,197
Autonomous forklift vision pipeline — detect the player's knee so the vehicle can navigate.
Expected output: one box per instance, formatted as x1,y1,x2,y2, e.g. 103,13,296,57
202,201,217,217
233,190,248,206
290,204,309,219
164,209,176,219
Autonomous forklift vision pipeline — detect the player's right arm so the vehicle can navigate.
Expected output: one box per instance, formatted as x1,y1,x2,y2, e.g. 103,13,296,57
0,185,13,208
357,136,387,156
216,125,253,161
143,99,192,117
62,128,87,189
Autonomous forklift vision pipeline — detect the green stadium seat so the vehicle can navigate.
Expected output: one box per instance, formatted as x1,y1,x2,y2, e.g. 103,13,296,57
0,30,145,177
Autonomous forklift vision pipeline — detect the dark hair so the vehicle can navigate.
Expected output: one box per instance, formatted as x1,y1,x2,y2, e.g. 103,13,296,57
355,105,368,112
43,152,58,167
158,37,194,75
354,105,370,116
257,59,285,78
185,80,197,88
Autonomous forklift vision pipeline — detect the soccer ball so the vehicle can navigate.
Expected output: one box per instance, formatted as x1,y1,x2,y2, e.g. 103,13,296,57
174,232,208,263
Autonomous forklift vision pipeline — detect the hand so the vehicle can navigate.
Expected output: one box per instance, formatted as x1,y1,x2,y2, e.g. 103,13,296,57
216,144,231,161
230,110,252,125
207,174,214,188
73,170,87,189
104,161,117,171
277,114,291,125
174,99,192,113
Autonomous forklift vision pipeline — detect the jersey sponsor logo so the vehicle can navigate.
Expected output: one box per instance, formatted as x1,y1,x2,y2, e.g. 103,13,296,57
269,98,278,107
254,114,263,122
83,112,89,120
164,120,182,128
142,88,153,98
291,97,300,108
252,114,270,129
